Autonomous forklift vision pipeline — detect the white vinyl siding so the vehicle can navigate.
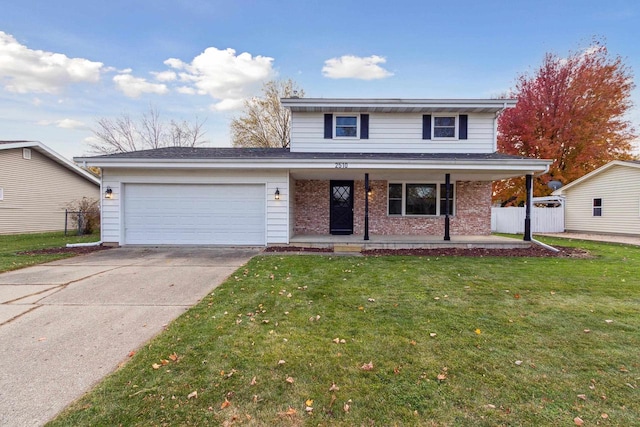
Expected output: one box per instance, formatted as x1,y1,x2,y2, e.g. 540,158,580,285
101,168,289,245
290,112,495,153
0,148,99,234
563,165,640,235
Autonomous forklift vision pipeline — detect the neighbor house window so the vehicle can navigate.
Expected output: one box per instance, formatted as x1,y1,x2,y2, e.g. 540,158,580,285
0,187,3,201
593,198,602,216
433,116,456,138
388,183,455,216
335,115,358,137
23,148,31,159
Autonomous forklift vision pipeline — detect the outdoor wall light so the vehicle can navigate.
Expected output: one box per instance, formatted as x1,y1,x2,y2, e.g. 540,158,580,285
105,187,113,199
274,188,280,200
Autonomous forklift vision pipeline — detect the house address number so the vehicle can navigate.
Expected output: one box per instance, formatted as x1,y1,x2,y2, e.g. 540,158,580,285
335,162,348,168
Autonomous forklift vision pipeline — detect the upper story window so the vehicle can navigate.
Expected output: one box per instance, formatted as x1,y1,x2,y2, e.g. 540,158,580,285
324,113,369,139
423,114,468,140
593,198,602,216
335,116,358,137
433,116,456,138
23,148,31,159
0,187,3,201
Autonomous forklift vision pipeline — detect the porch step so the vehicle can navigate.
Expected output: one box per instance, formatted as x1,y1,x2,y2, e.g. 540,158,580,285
333,244,363,253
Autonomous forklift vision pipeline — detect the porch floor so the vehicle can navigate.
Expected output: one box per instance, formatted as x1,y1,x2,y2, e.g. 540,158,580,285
284,234,530,251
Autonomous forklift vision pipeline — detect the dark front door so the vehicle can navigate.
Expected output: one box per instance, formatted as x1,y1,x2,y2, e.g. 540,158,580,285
330,180,354,235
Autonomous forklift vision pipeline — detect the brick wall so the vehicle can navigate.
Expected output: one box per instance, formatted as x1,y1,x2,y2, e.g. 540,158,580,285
293,179,492,236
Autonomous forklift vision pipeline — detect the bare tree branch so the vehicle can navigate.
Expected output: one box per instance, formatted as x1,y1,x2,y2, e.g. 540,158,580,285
231,79,303,148
90,107,209,154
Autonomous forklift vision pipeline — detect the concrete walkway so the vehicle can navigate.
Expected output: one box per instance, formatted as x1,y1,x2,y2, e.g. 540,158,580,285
0,247,260,427
536,232,640,247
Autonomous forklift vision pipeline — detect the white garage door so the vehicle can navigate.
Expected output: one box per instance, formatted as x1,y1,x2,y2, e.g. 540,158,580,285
124,184,265,245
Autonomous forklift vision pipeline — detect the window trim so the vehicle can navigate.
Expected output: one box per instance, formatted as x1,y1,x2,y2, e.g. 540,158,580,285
388,182,455,217
334,114,360,139
593,198,602,217
432,115,458,140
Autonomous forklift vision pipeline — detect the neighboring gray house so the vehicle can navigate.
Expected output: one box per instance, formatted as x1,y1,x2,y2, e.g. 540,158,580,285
552,160,640,236
0,141,100,234
75,98,551,246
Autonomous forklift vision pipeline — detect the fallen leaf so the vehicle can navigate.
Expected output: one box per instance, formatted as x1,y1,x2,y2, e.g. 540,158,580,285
605,319,614,324
437,373,447,381
168,353,178,361
250,376,257,386
343,402,350,412
368,298,375,302
305,406,313,413
475,328,482,335
429,333,437,338
601,413,609,419
128,351,136,357
187,391,198,399
278,359,286,365
394,366,401,374
515,360,523,366
161,359,170,366
329,383,340,392
220,398,230,409
358,306,364,310
333,338,340,344
514,293,521,299
152,363,161,370
286,376,294,384
361,361,374,371
283,407,297,416
485,404,496,409
577,394,586,401
583,329,591,333
574,416,584,426
306,399,313,406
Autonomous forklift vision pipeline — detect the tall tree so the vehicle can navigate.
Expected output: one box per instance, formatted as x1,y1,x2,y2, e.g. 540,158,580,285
231,79,304,148
494,43,636,206
89,106,207,154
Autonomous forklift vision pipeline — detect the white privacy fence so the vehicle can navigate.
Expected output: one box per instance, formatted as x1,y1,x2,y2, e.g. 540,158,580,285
491,206,565,234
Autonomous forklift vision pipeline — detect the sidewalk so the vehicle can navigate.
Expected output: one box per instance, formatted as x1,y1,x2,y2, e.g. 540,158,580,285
536,232,640,247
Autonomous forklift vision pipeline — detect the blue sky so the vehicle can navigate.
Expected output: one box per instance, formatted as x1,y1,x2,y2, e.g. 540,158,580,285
1,0,638,159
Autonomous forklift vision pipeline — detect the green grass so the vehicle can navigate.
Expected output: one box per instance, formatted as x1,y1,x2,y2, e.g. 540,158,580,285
0,231,101,273
49,237,639,426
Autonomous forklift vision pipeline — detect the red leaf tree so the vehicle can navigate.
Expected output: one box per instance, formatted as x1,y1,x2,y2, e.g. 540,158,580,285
494,43,636,206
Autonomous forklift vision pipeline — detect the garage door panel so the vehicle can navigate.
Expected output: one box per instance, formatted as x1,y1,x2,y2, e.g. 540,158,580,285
124,184,265,245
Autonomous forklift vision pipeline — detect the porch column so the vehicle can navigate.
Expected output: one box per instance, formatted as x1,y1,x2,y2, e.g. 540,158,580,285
364,173,370,241
524,174,533,241
444,173,451,241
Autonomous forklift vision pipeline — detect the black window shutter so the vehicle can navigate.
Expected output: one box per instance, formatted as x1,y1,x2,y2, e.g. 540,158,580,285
324,114,333,139
361,114,369,139
422,115,431,140
459,114,468,139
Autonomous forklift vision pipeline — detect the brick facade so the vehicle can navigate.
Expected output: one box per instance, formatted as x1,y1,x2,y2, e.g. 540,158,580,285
293,179,492,236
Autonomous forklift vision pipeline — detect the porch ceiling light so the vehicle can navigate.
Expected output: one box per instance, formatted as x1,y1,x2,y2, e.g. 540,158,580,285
104,187,113,199
274,188,280,200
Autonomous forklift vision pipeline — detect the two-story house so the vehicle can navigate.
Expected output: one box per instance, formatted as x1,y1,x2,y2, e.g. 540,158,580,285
76,98,551,247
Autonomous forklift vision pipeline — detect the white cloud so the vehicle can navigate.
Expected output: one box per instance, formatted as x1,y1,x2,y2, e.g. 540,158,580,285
164,47,274,108
322,55,393,80
37,118,86,129
113,73,169,98
0,31,103,94
210,98,245,111
152,70,177,82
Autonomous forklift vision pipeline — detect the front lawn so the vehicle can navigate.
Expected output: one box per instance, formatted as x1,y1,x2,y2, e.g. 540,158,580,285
0,231,101,273
50,238,639,426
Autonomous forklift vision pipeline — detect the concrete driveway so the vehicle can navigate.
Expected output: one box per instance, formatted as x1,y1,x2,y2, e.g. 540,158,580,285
0,247,260,427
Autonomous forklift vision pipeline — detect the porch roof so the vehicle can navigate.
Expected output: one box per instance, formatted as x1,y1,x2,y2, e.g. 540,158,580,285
76,148,550,181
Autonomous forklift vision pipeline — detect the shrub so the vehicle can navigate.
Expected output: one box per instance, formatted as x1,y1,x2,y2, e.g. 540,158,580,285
66,197,100,235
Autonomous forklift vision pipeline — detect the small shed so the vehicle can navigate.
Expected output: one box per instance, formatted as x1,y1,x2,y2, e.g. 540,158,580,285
552,160,640,236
